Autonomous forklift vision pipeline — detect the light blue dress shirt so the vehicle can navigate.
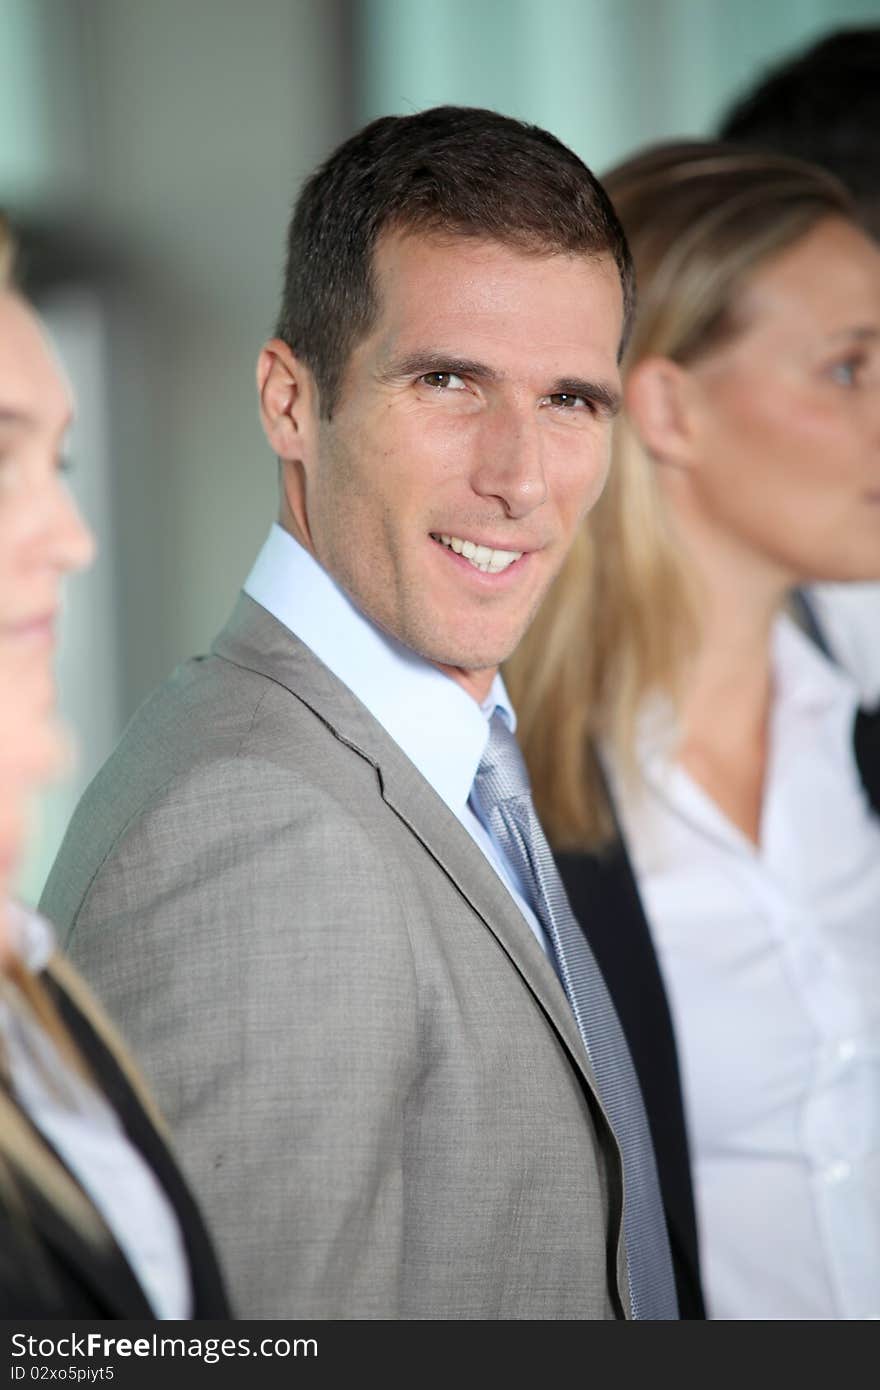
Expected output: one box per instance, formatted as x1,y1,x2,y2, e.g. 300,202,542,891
243,524,552,960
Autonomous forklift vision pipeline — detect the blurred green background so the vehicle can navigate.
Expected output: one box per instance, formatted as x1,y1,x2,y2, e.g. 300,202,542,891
2,0,878,901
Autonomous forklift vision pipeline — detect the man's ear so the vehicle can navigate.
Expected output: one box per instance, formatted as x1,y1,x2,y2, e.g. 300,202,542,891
256,339,318,462
625,355,701,470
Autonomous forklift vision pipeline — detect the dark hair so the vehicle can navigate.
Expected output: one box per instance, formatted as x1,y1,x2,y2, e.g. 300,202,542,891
720,28,880,237
275,105,634,416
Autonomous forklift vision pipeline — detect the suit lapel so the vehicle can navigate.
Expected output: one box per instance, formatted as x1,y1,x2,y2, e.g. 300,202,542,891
376,743,608,1099
213,595,608,1108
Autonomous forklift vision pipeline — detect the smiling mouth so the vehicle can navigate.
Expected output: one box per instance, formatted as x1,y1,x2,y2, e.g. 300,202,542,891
431,533,523,575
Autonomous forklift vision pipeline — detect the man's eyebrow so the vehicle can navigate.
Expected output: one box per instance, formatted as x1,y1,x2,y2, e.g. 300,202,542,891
378,352,502,384
551,377,622,418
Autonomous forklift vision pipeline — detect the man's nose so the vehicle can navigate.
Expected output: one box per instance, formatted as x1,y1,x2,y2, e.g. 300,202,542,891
470,403,548,519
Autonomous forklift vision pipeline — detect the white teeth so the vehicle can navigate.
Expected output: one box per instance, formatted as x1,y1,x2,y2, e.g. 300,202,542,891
434,533,523,574
487,549,520,572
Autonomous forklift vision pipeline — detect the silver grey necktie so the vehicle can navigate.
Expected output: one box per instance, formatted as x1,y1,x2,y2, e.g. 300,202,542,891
470,712,678,1320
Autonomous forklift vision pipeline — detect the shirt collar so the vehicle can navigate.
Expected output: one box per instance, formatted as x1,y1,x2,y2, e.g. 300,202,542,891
772,610,861,718
243,525,515,816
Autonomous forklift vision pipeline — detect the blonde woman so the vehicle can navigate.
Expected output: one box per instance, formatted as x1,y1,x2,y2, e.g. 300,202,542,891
506,143,880,1320
0,219,229,1317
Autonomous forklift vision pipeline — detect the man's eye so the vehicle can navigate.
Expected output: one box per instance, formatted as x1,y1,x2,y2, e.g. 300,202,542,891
420,371,466,391
546,392,589,411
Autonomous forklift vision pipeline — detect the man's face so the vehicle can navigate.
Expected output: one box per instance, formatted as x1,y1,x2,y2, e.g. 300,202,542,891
291,231,623,698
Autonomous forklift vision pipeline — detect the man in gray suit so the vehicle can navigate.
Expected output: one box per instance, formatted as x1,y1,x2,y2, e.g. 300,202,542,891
42,107,670,1318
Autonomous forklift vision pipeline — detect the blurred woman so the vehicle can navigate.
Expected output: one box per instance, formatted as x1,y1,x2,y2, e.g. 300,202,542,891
0,217,230,1317
506,143,880,1320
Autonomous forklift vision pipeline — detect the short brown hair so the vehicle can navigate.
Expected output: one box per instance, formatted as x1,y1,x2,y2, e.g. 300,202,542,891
275,105,634,416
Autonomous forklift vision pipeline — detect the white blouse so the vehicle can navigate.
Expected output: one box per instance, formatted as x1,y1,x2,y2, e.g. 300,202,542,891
1,903,193,1318
608,617,880,1320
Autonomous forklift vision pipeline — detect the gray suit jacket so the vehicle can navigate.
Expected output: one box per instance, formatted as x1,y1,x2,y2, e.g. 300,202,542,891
41,595,629,1319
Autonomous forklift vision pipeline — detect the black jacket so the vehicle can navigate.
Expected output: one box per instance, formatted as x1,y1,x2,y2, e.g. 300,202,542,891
0,973,230,1319
556,707,880,1321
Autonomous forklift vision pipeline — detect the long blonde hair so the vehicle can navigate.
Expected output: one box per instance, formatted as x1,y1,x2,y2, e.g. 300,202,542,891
0,215,164,1252
504,141,853,851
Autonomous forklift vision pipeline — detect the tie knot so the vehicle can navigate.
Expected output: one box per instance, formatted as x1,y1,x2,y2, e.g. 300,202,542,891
470,711,533,821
